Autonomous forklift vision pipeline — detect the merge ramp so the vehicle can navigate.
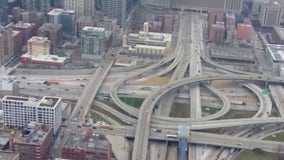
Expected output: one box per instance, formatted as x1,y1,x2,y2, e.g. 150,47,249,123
71,61,113,123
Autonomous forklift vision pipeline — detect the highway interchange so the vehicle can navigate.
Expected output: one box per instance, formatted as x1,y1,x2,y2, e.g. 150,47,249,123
7,12,284,160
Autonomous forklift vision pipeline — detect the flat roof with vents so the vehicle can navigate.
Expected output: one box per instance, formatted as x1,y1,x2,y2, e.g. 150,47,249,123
267,44,284,63
210,47,255,62
39,96,61,108
2,96,61,108
14,122,51,145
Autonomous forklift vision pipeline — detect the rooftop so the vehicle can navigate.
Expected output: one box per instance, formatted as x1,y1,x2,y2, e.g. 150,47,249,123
267,44,284,62
135,44,166,49
0,151,19,160
14,122,51,145
210,47,255,62
21,53,66,64
48,8,64,15
128,31,172,43
4,96,30,101
3,96,61,108
48,9,75,15
14,21,34,28
39,97,60,108
83,26,105,32
12,30,20,37
76,16,94,22
63,131,110,151
39,23,62,31
28,36,49,43
270,0,284,6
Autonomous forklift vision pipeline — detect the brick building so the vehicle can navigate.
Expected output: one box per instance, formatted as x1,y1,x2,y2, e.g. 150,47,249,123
61,130,112,160
13,122,53,160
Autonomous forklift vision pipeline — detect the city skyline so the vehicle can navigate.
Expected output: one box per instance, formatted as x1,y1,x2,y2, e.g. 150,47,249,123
0,0,284,160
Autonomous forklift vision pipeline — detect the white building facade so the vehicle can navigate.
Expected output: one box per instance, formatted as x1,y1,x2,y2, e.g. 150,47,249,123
2,96,62,134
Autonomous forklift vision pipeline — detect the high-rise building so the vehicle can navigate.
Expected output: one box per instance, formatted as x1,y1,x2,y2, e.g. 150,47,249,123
101,0,126,27
61,10,75,35
140,0,171,8
47,8,75,35
75,16,96,37
251,0,270,20
225,12,236,27
164,14,174,33
209,22,226,45
62,0,95,17
2,95,62,134
21,0,51,12
27,36,51,55
0,0,8,25
21,36,66,66
21,11,45,31
224,0,243,11
0,27,13,64
47,8,63,24
171,0,243,11
98,17,118,40
258,1,284,27
13,122,53,160
81,27,105,59
12,30,22,55
12,7,23,22
38,23,63,47
207,11,224,34
13,21,35,45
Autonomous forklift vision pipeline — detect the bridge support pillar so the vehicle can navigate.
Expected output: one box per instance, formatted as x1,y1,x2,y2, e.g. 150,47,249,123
265,81,268,89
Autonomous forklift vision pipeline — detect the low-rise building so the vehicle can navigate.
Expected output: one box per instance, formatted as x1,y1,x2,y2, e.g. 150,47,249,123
210,47,255,63
20,53,66,66
265,44,284,71
0,77,17,97
2,96,62,134
61,131,112,160
237,24,252,41
122,22,172,56
20,36,66,66
13,122,53,160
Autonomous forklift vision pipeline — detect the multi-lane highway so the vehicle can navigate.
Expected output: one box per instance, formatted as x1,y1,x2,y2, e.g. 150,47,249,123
91,126,284,153
70,60,113,123
7,10,284,160
269,85,284,117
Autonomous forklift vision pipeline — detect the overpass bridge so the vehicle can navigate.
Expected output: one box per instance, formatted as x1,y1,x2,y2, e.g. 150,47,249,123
70,60,113,123
90,126,284,154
